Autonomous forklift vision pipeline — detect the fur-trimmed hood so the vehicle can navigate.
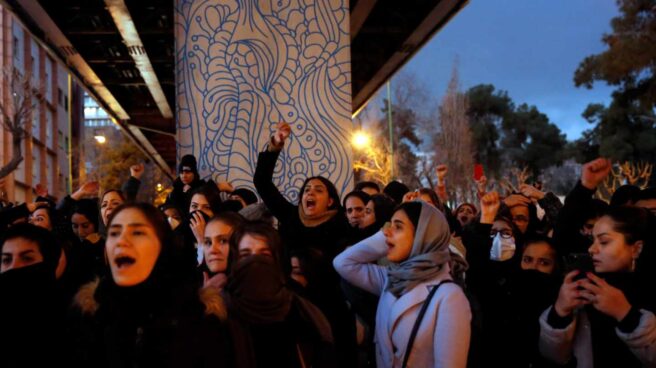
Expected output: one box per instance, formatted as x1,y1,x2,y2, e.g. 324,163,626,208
73,279,227,321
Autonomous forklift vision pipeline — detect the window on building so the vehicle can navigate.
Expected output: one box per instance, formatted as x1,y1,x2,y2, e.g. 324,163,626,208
64,94,69,112
46,110,54,149
32,146,41,185
31,96,40,140
58,130,64,150
13,37,20,63
44,56,53,103
15,140,27,183
31,40,39,79
58,88,63,107
12,22,24,67
47,155,55,194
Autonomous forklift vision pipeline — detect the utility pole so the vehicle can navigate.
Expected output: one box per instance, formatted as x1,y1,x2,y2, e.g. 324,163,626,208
386,81,394,180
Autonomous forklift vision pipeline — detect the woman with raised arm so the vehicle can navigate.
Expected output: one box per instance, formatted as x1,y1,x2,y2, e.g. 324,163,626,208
334,201,471,368
253,121,356,366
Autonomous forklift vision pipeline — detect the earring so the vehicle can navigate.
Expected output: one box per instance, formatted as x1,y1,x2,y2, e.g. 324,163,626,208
632,258,636,272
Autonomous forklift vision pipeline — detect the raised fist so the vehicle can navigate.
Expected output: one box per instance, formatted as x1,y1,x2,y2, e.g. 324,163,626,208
480,191,500,224
130,163,145,180
272,121,291,147
581,158,612,190
35,183,48,198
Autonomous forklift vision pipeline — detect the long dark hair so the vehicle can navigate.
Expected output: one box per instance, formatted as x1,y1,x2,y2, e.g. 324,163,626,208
299,176,342,211
188,182,222,215
603,206,653,274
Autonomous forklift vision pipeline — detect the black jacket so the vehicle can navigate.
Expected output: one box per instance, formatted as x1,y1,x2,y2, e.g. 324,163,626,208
166,177,206,215
66,279,231,368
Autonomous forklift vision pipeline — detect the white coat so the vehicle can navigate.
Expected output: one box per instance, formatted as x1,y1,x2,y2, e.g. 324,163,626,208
334,231,471,368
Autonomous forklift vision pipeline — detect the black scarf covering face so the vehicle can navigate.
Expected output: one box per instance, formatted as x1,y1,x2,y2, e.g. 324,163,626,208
586,272,651,368
225,255,293,324
0,263,62,367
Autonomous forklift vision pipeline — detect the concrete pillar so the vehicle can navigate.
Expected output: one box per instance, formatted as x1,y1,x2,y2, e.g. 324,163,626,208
175,0,353,202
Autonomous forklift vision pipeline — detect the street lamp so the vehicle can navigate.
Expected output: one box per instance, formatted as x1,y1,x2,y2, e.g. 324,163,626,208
94,135,107,144
352,131,371,150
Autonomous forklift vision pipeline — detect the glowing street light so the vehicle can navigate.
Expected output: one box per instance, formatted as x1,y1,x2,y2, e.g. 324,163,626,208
352,131,371,150
94,135,107,144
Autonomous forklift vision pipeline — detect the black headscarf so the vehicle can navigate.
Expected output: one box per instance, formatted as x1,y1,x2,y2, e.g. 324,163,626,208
224,255,293,324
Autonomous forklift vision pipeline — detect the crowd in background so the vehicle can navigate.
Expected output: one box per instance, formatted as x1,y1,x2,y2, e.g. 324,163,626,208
1,121,655,368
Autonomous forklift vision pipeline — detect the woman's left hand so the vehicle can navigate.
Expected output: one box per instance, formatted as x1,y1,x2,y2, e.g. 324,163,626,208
579,273,632,321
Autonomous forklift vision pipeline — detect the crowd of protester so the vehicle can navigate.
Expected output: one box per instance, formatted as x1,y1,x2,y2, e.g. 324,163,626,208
1,121,655,367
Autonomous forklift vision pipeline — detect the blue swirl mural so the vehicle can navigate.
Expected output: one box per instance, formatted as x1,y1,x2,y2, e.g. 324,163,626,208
175,0,353,202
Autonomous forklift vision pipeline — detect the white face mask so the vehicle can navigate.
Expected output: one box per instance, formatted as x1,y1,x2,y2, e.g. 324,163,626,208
168,217,180,230
490,233,516,261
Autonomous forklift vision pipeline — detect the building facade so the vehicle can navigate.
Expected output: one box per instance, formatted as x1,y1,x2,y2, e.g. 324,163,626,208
1,6,83,203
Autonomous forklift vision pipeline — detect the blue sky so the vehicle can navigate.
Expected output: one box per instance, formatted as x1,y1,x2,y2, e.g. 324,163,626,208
390,0,620,140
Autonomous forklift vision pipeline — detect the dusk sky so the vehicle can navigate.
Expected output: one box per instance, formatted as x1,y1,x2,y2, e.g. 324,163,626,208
387,0,620,141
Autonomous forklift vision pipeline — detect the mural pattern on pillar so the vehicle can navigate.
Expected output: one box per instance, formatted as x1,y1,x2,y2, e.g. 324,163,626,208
175,0,352,203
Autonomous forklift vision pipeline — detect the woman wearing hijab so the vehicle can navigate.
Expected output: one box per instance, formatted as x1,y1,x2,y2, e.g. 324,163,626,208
224,220,335,368
334,201,471,367
0,223,65,367
67,203,230,368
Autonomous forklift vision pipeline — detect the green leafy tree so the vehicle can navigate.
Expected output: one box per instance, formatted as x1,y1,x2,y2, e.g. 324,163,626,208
464,84,567,178
573,99,656,163
574,0,656,110
466,84,513,178
501,104,567,176
89,140,167,204
572,0,656,165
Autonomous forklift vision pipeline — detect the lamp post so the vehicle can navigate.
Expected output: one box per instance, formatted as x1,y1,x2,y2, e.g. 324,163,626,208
386,81,394,179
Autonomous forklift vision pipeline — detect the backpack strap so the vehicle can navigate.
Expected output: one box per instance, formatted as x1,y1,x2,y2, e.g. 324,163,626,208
402,280,454,368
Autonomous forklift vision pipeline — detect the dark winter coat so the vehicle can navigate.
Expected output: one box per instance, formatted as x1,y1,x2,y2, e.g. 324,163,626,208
67,279,231,368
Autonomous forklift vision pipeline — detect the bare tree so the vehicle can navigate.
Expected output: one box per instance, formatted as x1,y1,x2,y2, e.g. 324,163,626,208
433,64,475,204
0,68,42,179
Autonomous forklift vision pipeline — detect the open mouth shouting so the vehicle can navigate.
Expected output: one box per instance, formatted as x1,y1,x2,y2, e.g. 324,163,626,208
304,198,317,213
114,254,136,270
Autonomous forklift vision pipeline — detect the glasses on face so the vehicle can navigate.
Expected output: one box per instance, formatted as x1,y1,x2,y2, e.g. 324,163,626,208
490,230,513,239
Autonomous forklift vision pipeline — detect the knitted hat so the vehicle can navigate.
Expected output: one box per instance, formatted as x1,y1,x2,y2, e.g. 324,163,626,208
231,188,258,206
178,154,199,175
